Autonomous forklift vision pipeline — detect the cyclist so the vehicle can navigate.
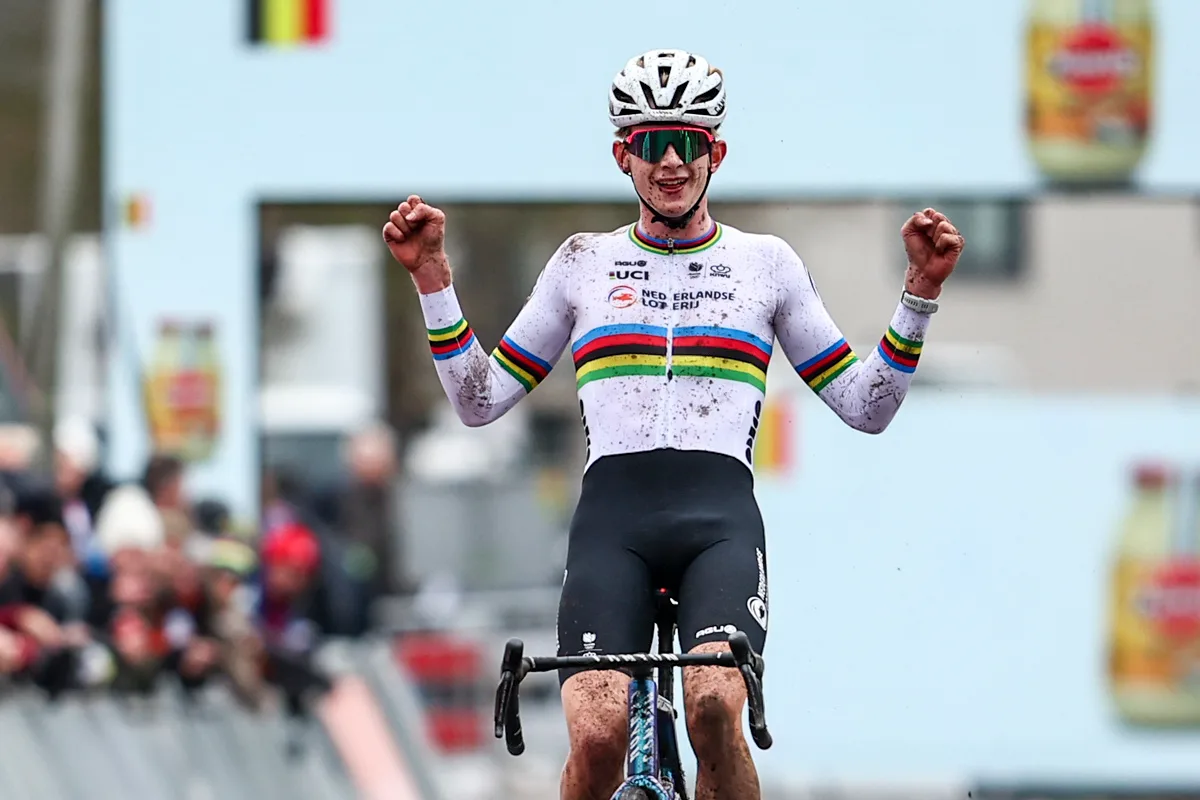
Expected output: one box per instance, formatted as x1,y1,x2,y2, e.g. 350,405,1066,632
384,48,963,800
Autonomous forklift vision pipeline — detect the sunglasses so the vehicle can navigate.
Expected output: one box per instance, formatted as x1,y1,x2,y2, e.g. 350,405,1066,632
624,127,714,164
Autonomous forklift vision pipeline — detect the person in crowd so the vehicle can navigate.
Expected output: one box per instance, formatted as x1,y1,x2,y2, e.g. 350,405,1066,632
152,508,224,691
0,485,90,639
0,484,96,695
0,490,50,678
193,535,265,708
193,497,232,538
88,483,168,693
258,521,323,653
142,453,188,516
256,521,334,716
0,423,39,509
52,415,113,560
313,422,414,631
261,467,315,535
0,624,31,676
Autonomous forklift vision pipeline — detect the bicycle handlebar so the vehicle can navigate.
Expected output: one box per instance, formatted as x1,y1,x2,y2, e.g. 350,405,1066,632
493,630,772,755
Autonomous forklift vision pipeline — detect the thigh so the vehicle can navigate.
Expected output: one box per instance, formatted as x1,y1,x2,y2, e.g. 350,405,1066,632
556,531,656,687
674,507,768,656
561,669,631,747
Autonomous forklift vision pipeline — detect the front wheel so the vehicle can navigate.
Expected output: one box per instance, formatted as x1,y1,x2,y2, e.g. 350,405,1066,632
615,789,652,800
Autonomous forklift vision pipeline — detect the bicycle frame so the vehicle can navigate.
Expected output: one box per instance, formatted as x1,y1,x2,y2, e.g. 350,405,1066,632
618,672,674,799
494,598,770,800
618,591,688,799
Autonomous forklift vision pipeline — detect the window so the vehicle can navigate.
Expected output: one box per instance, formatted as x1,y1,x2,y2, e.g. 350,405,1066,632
893,198,1027,280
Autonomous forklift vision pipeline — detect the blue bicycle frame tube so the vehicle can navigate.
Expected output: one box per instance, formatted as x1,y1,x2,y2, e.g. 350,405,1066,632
613,676,674,800
627,676,659,777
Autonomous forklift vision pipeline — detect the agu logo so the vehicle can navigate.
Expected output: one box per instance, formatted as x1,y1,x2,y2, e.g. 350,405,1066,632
608,285,637,308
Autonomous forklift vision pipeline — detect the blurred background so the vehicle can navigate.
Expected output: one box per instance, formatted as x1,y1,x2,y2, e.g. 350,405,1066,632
0,0,1198,797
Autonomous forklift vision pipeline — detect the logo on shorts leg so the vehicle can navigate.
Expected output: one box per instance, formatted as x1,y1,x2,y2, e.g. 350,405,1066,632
746,597,767,630
695,623,738,639
747,547,768,631
582,631,597,652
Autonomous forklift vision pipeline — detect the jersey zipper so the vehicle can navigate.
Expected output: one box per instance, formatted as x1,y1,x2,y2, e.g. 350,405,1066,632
663,240,677,450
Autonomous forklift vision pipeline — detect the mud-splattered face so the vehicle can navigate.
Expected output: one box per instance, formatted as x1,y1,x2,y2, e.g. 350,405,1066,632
613,126,727,218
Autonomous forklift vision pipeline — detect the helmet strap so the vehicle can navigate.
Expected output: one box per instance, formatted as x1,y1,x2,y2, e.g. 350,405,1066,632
631,167,714,232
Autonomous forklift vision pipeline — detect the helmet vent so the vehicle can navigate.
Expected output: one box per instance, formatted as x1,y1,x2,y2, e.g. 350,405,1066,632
640,82,658,109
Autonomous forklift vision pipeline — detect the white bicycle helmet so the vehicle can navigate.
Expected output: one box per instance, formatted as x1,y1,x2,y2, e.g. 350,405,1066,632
608,49,727,130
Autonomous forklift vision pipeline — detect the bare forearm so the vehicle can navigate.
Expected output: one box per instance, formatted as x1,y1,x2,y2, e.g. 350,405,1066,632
410,255,452,294
904,265,942,300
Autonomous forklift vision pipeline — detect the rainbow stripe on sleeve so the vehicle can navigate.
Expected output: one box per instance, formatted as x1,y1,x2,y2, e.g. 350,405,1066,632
795,339,858,392
427,318,475,361
876,327,922,373
491,336,552,392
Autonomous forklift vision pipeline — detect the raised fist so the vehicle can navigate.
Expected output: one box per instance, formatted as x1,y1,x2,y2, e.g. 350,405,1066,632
901,207,965,300
383,195,447,274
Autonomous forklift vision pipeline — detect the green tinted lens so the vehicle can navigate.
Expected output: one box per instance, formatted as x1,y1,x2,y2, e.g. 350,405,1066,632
629,129,711,163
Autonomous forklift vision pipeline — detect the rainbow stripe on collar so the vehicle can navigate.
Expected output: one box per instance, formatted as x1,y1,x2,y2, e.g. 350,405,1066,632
629,222,722,255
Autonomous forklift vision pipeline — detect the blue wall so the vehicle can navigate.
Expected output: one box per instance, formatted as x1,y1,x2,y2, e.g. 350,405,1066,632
102,0,1200,524
107,0,1200,198
740,391,1200,784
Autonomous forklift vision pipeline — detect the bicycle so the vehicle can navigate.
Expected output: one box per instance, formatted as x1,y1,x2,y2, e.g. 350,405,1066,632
494,588,772,800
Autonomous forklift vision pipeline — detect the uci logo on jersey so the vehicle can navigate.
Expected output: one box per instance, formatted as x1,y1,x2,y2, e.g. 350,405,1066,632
610,270,650,280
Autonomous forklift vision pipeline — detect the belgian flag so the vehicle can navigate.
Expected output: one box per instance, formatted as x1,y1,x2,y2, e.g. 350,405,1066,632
247,0,330,47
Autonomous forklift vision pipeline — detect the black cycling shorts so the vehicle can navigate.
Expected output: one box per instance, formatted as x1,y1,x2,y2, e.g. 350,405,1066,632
555,448,769,686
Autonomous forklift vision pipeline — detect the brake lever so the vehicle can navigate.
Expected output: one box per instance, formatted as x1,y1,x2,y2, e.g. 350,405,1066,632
493,671,515,738
727,632,773,750
495,638,527,755
505,683,525,755
738,664,772,749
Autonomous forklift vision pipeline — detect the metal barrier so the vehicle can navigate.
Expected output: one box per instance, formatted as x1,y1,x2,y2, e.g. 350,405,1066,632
0,637,451,800
0,681,356,800
0,625,986,798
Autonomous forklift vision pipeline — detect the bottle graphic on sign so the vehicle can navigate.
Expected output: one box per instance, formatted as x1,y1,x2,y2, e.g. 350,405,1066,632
1108,462,1200,726
144,320,222,462
189,323,222,459
145,320,183,454
1025,0,1153,185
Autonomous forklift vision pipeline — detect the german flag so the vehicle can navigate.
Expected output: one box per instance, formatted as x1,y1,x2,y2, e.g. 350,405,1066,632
247,0,330,47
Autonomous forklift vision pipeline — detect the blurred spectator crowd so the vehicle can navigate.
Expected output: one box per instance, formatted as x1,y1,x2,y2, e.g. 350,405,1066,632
0,416,409,718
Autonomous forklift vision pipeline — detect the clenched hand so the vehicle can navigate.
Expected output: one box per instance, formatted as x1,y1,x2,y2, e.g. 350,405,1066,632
902,208,965,300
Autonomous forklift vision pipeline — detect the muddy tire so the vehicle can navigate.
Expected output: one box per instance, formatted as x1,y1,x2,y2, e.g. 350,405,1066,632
615,787,652,800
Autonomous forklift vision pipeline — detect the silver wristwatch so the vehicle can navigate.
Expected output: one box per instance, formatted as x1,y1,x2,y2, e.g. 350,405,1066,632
901,289,939,315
